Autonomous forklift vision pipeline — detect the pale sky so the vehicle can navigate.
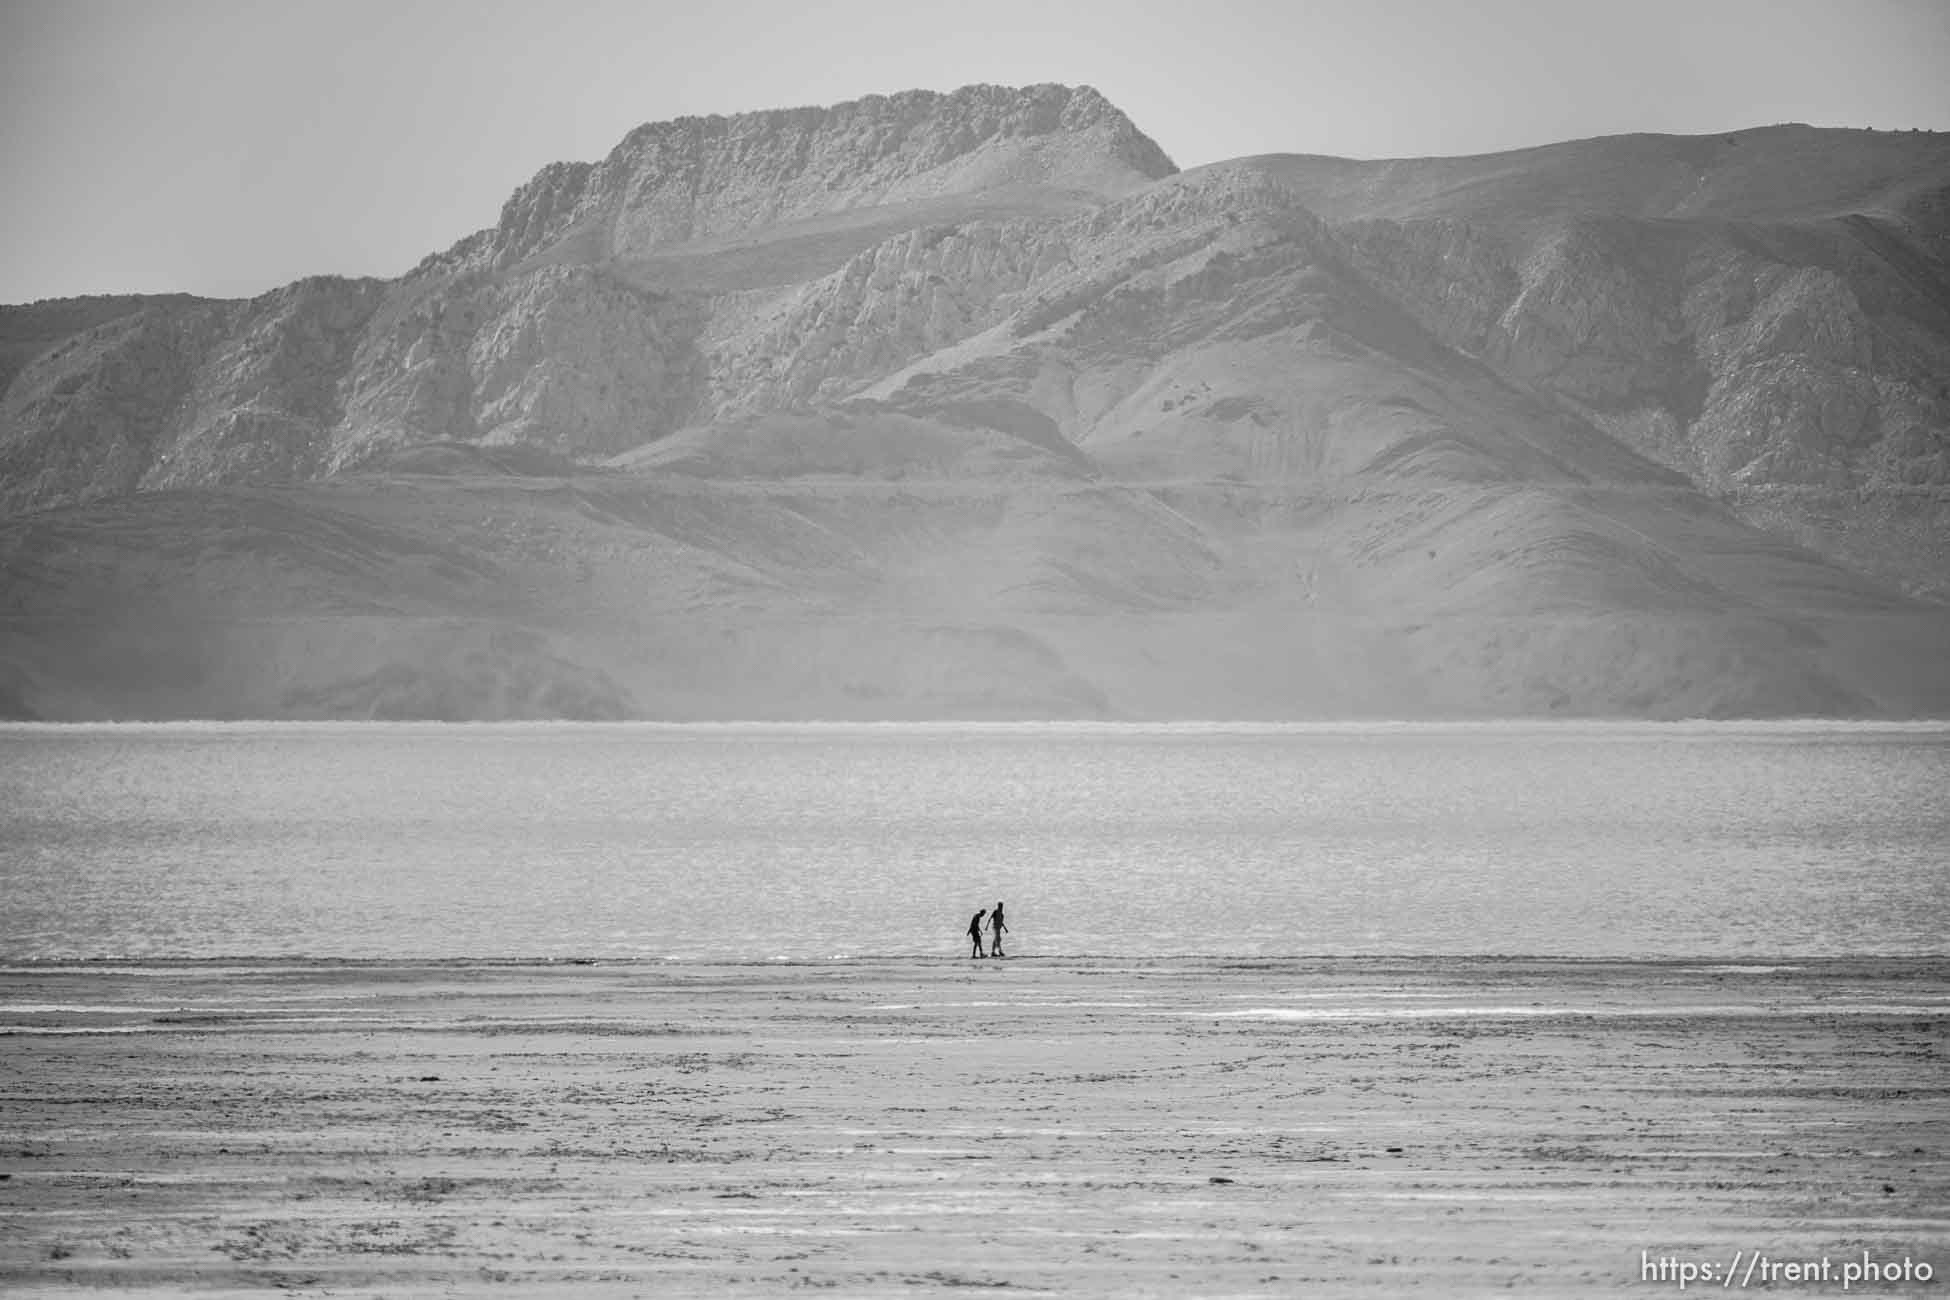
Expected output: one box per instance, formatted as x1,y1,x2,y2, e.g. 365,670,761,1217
4,0,1947,304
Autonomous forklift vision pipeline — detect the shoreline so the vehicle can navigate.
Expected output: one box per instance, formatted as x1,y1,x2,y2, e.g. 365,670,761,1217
6,952,1948,969
3,958,1945,1295
9,721,1950,747
8,718,1950,727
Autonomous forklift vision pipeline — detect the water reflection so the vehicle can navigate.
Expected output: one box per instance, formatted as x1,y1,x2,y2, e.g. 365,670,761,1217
2,722,1946,960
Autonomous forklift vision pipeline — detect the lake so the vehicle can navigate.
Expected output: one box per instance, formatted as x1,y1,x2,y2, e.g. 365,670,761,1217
2,721,1945,961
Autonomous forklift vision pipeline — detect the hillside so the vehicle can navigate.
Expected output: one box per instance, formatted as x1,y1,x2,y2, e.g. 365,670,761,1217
6,464,1944,721
1222,124,1950,229
1233,130,1950,603
2,86,1947,721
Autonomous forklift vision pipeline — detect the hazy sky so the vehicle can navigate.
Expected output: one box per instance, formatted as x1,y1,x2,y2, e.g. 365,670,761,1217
4,0,1947,304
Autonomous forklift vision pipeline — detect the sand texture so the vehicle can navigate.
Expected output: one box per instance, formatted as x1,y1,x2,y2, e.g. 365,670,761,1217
2,958,1945,1296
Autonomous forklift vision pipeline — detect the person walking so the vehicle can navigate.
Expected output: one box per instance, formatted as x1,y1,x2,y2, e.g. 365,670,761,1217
967,908,987,959
989,901,1008,957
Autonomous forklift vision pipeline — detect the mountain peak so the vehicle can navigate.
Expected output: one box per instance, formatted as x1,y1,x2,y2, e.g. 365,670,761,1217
452,83,1177,273
627,82,1142,138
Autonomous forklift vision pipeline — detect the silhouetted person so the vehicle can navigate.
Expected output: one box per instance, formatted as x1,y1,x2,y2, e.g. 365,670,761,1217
967,909,987,959
989,901,1008,957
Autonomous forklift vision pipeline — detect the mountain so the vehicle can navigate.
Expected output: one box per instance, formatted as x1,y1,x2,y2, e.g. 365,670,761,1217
2,86,1948,721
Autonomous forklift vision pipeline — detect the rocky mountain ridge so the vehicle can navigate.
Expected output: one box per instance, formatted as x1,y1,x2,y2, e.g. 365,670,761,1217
0,84,1181,511
438,82,1175,275
3,86,1948,720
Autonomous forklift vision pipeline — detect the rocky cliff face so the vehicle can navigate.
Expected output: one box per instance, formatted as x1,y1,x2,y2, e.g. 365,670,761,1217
1336,210,1950,490
334,265,707,466
439,83,1175,275
0,278,407,513
1317,180,1950,597
3,88,1948,720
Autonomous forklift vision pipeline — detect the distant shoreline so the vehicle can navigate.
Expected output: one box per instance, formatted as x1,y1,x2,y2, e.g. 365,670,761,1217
6,952,1950,970
9,717,1950,730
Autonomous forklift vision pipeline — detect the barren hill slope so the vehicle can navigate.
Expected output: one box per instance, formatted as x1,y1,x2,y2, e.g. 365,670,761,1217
6,460,1944,721
1214,131,1950,600
876,133,1950,601
1226,124,1950,229
2,87,1947,720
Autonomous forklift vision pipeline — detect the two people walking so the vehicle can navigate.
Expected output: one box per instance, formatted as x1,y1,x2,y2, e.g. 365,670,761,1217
967,901,1008,959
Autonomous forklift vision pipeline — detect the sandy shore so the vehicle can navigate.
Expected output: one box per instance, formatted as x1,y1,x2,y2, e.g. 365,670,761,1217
1,957,1945,1296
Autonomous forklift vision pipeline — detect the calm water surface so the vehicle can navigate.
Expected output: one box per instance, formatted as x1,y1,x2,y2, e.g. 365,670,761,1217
2,722,1945,960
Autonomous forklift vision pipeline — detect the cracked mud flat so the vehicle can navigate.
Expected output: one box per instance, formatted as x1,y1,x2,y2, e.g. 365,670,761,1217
1,958,1945,1296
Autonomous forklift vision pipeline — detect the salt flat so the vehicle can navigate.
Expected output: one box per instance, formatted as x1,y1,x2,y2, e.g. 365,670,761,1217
1,958,1944,1296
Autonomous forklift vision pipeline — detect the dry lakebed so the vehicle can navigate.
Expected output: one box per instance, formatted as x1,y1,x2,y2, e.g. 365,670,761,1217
2,957,1945,1296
